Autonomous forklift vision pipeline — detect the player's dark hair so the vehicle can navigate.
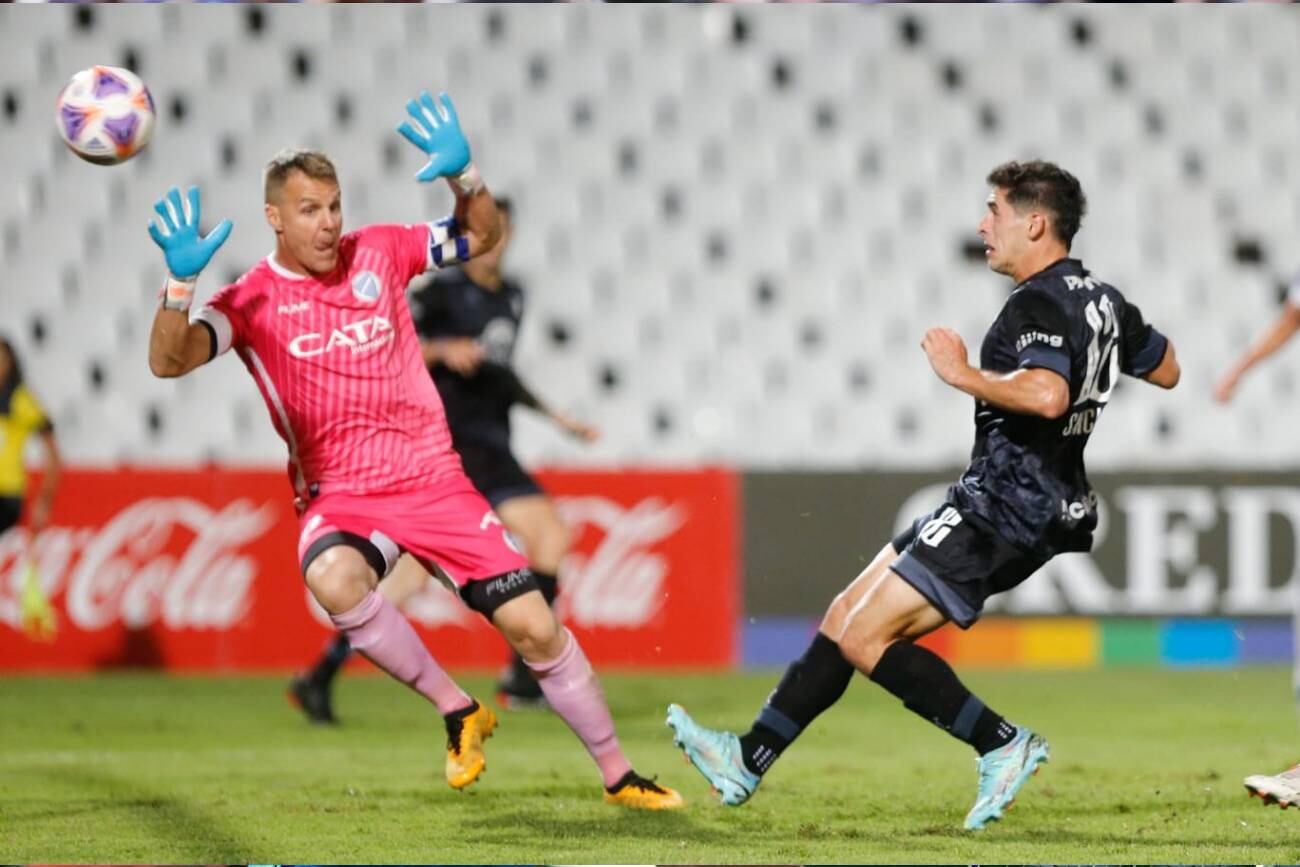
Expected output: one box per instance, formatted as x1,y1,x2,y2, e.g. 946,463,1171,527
986,160,1087,249
0,334,23,390
264,148,339,203
495,196,513,218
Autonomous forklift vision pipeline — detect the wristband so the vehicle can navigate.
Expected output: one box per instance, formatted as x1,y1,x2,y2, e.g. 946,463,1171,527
449,163,484,196
160,274,197,311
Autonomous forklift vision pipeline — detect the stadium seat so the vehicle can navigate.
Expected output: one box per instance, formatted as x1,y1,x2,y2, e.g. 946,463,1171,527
3,3,1297,470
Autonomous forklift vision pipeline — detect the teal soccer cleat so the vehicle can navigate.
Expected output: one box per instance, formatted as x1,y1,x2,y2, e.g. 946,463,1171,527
964,727,1050,831
665,703,761,806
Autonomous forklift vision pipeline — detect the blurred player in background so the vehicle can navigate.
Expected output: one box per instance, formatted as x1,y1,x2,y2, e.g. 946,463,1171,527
1214,282,1300,406
291,196,598,722
144,91,680,809
1216,281,1300,809
667,160,1179,830
0,335,62,639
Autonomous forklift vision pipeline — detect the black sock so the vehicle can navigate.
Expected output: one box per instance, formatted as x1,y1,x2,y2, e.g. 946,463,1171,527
444,698,480,722
738,632,855,776
868,641,1015,755
533,571,559,606
311,634,353,686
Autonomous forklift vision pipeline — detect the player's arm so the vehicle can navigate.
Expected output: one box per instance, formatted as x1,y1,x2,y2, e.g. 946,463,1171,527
29,427,60,532
407,279,488,375
922,327,1069,419
397,91,501,267
1143,340,1180,390
145,186,232,378
502,366,600,441
421,337,485,375
149,310,215,378
1114,298,1178,391
1214,302,1300,402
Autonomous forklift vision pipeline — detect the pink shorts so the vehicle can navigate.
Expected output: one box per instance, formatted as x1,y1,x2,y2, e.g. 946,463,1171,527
296,474,528,588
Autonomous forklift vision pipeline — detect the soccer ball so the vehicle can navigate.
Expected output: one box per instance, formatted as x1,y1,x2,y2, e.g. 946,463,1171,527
55,65,155,165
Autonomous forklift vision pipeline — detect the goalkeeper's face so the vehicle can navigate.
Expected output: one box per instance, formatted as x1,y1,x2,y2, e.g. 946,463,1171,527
266,171,343,276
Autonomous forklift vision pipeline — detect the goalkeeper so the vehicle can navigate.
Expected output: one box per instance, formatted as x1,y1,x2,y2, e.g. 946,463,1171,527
143,90,681,809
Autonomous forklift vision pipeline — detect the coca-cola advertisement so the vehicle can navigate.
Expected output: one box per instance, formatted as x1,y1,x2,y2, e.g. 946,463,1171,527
0,467,739,671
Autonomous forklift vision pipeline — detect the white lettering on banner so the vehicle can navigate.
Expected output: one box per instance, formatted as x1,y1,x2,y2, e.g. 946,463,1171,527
555,496,687,628
1116,486,1219,614
1220,487,1300,614
0,498,277,631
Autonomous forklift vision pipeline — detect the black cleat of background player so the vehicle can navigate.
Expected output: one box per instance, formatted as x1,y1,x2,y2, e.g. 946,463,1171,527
496,654,548,711
288,673,338,725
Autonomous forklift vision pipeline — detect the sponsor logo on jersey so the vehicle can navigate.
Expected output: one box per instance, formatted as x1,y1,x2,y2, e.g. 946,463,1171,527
351,270,382,303
1063,274,1101,291
481,318,518,365
1016,330,1065,352
1058,491,1098,522
288,315,394,359
276,301,311,315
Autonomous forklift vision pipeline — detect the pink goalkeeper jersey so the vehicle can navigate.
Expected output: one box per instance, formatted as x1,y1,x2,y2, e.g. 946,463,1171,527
195,223,462,497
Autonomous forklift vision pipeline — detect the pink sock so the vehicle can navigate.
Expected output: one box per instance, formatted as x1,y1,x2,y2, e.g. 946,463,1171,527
528,628,633,789
330,591,471,716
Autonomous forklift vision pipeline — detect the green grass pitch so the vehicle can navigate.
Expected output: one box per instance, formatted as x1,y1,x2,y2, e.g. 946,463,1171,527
3,667,1300,863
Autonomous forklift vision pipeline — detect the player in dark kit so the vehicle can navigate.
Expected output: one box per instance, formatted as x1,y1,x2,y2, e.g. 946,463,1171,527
667,161,1181,830
411,196,598,708
290,198,597,721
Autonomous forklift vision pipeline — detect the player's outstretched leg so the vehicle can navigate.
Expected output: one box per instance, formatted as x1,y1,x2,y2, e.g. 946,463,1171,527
1245,765,1300,808
666,704,760,806
832,545,1049,830
290,555,437,727
495,591,683,809
666,629,856,806
850,613,1049,828
307,546,489,791
289,634,351,725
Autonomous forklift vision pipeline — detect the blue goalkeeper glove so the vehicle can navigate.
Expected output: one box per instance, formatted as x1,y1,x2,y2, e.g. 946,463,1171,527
396,91,481,191
147,186,233,310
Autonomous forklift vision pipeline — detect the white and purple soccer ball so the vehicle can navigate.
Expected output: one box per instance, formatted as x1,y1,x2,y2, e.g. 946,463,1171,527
55,65,155,165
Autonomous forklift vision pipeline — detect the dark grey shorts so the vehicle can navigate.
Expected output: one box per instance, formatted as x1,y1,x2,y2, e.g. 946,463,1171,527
889,501,1046,629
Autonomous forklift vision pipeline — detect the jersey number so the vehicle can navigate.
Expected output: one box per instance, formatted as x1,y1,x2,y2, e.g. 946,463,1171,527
919,507,962,548
1076,296,1120,406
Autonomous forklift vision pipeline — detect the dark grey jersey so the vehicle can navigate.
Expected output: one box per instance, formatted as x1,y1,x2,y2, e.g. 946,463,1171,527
950,258,1168,555
408,267,526,450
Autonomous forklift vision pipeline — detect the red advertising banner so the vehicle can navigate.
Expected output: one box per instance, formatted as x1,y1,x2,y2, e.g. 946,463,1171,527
0,467,738,671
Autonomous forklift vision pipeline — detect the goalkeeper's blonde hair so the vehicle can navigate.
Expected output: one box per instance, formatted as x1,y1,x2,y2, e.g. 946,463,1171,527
264,148,338,203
